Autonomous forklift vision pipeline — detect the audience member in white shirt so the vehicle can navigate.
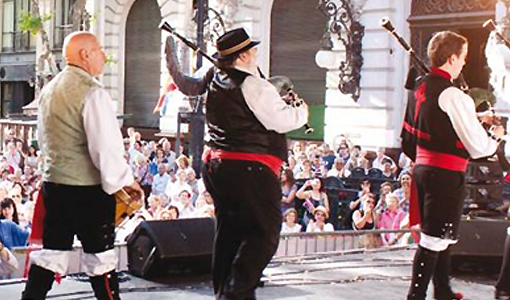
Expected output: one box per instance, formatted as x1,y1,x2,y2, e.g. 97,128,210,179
281,208,302,234
306,206,334,233
152,163,170,196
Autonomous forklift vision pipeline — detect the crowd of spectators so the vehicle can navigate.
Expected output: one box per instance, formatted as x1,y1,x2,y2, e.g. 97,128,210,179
0,128,419,251
279,137,417,248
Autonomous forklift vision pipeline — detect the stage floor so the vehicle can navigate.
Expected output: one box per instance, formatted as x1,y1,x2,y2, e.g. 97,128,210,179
0,247,500,300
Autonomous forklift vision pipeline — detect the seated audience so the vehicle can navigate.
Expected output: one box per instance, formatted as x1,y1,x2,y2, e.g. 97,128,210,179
372,147,397,173
381,158,396,180
159,205,180,220
375,181,394,213
349,179,371,211
377,193,407,245
151,163,170,196
394,171,412,213
352,193,377,230
0,217,29,249
320,143,336,171
345,145,368,170
0,198,20,225
147,195,165,219
281,168,297,213
281,208,302,234
296,178,330,225
195,191,214,212
295,159,314,179
306,206,334,233
337,142,350,164
327,158,350,178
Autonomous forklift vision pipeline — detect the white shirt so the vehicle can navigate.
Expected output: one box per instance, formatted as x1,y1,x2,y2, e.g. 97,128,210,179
327,167,351,178
438,87,499,159
152,173,170,196
281,223,302,234
0,248,18,276
237,67,309,133
38,87,133,194
372,155,396,171
306,222,334,233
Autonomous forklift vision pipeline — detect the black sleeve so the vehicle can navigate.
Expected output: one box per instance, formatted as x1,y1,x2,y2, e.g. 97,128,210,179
164,36,214,96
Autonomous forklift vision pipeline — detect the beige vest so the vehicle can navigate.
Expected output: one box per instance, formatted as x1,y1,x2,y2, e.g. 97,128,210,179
39,66,102,185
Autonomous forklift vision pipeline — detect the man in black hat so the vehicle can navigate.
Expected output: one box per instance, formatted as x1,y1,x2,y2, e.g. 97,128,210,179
165,28,308,299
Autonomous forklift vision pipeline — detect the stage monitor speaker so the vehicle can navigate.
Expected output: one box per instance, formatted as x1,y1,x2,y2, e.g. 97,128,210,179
127,218,215,279
452,216,509,259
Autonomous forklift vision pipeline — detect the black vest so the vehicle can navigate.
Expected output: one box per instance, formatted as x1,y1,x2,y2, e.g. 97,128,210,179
206,68,288,162
414,70,469,159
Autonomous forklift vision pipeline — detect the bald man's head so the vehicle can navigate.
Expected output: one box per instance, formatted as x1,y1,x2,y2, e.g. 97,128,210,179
63,31,105,76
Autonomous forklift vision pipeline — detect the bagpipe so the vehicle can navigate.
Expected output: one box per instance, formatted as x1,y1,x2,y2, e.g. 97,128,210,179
159,21,314,134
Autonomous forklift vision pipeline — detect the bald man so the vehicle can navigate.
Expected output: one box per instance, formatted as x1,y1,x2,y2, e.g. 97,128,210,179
22,32,142,300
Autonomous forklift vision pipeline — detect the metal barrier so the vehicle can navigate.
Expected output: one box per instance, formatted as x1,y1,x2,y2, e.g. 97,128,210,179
5,229,416,280
275,229,417,258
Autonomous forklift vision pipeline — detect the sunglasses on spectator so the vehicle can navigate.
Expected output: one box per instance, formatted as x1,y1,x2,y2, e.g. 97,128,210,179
12,195,21,198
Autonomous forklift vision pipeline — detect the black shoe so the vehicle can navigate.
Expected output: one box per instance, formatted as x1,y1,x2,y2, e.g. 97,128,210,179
496,289,510,300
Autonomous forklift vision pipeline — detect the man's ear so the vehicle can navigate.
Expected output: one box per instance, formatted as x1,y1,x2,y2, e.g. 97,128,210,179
238,51,248,62
448,54,458,64
79,49,88,60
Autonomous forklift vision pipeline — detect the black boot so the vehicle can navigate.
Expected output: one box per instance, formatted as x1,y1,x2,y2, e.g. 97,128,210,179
407,246,440,300
21,264,55,300
89,270,121,300
496,233,510,299
433,247,463,300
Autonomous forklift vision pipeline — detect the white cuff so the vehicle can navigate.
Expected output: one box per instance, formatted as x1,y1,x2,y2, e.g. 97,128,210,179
30,249,70,274
82,249,118,276
419,232,457,252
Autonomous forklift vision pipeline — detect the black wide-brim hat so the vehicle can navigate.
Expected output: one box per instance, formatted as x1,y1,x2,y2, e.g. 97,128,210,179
213,28,260,60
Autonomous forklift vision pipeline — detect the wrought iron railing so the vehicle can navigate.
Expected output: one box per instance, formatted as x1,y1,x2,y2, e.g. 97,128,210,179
53,24,73,49
1,31,33,52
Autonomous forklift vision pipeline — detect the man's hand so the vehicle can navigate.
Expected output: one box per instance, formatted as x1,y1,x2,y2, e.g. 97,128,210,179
491,124,506,139
124,181,144,203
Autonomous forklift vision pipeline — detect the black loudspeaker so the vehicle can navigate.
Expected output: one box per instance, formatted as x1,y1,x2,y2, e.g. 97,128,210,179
452,216,509,259
127,218,215,278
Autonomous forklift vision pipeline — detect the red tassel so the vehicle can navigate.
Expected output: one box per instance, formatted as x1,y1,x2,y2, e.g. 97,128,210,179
55,272,62,284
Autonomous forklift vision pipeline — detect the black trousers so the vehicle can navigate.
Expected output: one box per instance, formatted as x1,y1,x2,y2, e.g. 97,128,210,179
413,165,465,240
202,159,281,300
41,182,116,252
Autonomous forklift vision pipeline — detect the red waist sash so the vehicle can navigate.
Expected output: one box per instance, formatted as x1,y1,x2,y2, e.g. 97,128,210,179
415,146,468,172
202,147,283,176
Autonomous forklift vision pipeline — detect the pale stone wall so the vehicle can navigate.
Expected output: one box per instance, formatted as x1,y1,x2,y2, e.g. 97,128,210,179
321,0,411,150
